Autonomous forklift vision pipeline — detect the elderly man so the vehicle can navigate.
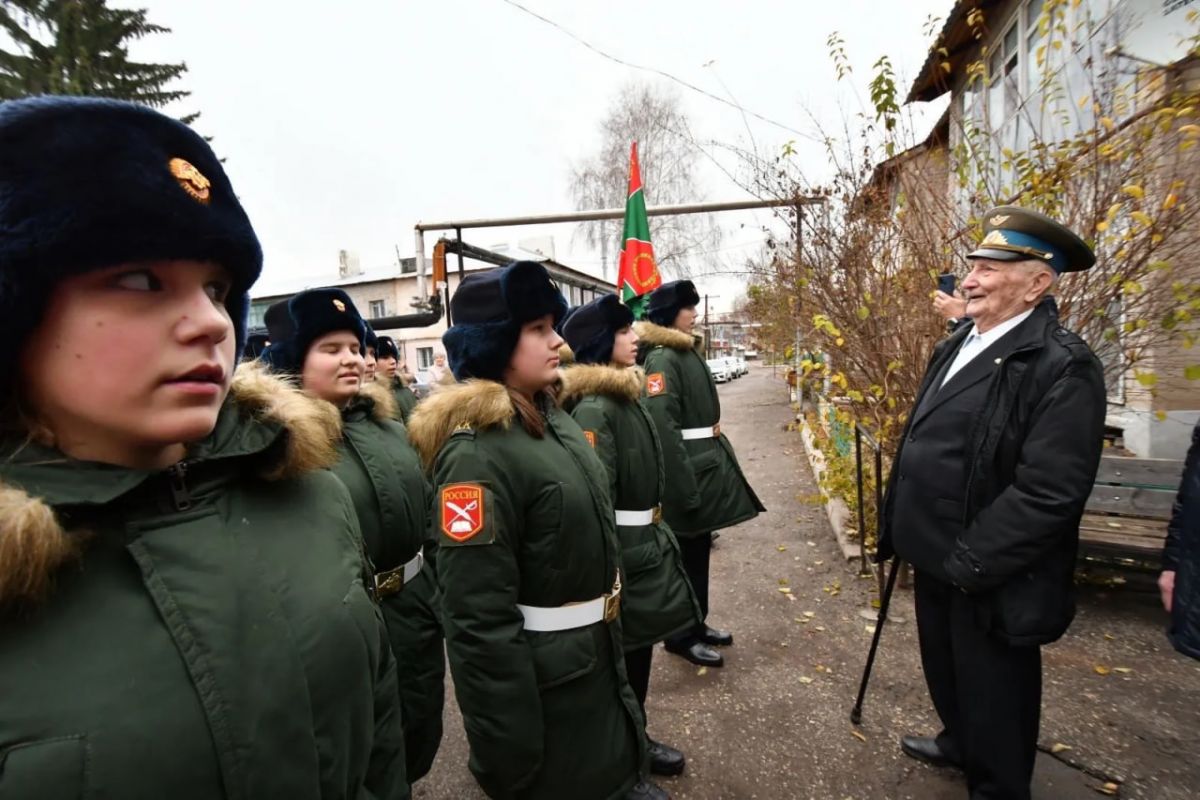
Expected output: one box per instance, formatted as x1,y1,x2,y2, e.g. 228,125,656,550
878,207,1107,800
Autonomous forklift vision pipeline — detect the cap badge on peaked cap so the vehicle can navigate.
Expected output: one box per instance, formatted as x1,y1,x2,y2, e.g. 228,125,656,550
333,298,346,312
988,214,1011,227
168,157,211,204
981,230,1009,247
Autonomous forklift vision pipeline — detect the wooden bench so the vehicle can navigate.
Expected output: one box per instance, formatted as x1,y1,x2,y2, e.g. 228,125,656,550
1078,455,1185,568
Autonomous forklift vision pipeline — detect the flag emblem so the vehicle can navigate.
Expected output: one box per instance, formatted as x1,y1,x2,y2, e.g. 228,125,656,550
441,483,485,542
646,372,666,396
583,430,596,448
616,142,663,319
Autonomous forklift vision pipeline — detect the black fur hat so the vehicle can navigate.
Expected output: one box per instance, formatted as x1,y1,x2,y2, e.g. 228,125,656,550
646,280,701,327
0,96,262,398
375,335,400,361
443,261,567,381
364,324,378,353
261,288,367,375
562,294,634,365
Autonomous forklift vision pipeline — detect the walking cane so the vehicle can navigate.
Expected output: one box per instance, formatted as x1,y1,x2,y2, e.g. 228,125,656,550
850,558,902,725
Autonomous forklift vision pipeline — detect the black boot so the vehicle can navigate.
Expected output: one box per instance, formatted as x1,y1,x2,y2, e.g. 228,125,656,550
648,738,686,776
663,640,723,667
625,779,670,799
900,735,963,769
698,625,733,647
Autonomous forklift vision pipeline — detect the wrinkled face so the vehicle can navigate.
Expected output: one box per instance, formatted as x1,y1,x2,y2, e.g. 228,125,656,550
20,260,236,469
505,314,563,395
611,325,639,368
363,346,377,382
961,258,1054,332
302,330,364,406
376,355,398,380
673,306,698,333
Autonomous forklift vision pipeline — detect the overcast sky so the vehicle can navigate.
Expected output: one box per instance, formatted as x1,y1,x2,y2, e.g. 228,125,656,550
125,0,951,310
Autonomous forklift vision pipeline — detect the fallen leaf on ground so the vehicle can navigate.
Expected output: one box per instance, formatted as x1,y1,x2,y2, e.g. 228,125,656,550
799,676,814,684
871,598,881,609
803,611,816,618
865,625,877,634
1098,781,1120,795
814,560,825,566
778,587,793,595
778,578,790,585
815,625,827,632
807,541,816,546
1051,743,1072,754
697,667,708,676
851,730,868,742
1113,667,1133,674
1103,633,1116,641
777,545,788,552
1094,665,1111,676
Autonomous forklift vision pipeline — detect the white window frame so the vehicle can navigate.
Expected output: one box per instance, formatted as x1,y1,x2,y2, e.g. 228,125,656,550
417,347,435,370
368,299,387,319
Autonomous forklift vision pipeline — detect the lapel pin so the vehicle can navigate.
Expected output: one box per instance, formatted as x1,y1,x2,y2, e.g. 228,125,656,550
994,358,1002,364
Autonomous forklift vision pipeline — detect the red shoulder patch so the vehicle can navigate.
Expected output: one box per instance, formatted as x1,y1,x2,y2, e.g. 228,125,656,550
440,483,485,542
583,430,597,448
646,372,666,396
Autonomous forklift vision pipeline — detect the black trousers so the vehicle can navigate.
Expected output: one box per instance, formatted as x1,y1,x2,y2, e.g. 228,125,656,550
665,532,712,647
624,645,653,712
914,570,1042,800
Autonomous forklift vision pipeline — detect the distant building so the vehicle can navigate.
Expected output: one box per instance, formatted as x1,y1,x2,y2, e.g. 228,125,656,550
250,243,615,371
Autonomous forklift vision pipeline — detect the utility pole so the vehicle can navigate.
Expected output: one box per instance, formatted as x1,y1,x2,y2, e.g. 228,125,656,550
703,294,720,359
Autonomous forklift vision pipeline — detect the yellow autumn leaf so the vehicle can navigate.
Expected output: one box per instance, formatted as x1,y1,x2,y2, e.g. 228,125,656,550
1094,665,1111,675
1114,667,1133,674
697,666,708,676
1131,210,1153,227
1100,116,1116,132
803,611,816,618
1163,193,1179,210
778,587,793,594
1121,184,1145,200
1100,782,1120,796
1095,220,1110,232
799,676,814,684
851,730,868,743
1051,743,1072,754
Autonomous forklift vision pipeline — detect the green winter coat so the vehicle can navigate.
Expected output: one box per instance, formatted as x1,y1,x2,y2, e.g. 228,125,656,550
330,381,445,783
560,363,701,651
635,321,765,537
390,377,419,425
408,380,644,800
0,364,406,800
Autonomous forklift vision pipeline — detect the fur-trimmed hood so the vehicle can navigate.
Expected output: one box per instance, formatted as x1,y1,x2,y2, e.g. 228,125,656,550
559,364,642,406
406,379,516,467
356,379,400,423
633,320,699,352
0,361,341,607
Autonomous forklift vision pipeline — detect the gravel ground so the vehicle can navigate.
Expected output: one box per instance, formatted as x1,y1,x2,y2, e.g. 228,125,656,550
417,364,1200,800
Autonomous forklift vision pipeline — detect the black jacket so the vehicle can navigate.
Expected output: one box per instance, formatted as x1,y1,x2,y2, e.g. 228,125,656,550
1163,420,1200,660
879,299,1106,645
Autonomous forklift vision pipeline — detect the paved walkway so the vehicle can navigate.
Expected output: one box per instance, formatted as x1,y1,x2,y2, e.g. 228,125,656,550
418,364,1200,799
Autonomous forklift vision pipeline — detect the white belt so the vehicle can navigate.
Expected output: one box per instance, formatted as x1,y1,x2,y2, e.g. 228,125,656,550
373,547,425,598
615,506,662,527
681,423,721,440
518,571,622,632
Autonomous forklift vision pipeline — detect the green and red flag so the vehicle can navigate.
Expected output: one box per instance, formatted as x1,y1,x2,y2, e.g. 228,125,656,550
615,142,662,318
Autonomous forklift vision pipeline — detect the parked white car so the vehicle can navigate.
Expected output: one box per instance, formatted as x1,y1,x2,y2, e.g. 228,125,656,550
706,358,731,383
734,356,748,375
721,356,744,378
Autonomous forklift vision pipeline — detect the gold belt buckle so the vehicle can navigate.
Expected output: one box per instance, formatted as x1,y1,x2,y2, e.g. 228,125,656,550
603,569,622,623
374,568,404,598
712,423,721,437
652,505,663,524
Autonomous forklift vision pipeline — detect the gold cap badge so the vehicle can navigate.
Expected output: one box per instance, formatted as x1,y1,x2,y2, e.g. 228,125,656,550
981,230,1010,246
988,214,1011,227
333,298,346,312
169,158,211,204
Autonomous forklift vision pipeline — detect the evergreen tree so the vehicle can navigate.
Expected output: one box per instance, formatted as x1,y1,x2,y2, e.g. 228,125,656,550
0,0,193,118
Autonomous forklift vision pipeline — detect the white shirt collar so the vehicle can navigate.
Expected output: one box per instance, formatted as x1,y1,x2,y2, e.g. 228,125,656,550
965,308,1034,349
